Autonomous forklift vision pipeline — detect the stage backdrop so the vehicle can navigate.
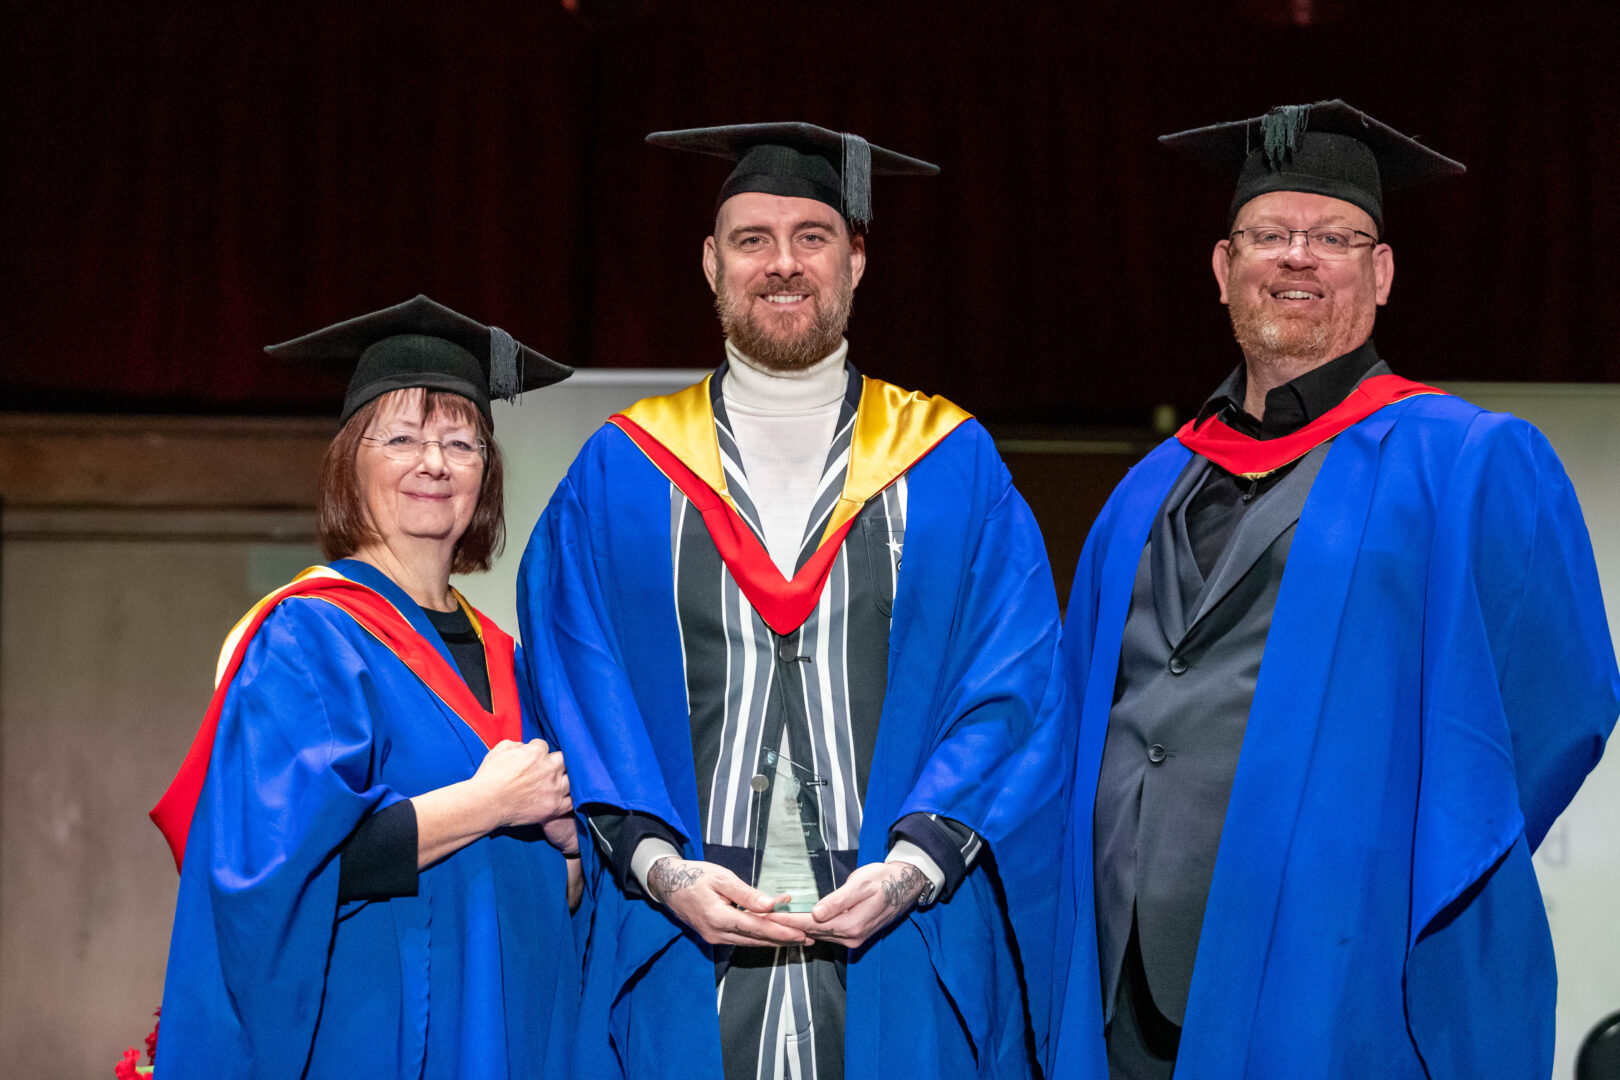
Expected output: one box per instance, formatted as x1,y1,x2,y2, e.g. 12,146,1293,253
8,0,1620,426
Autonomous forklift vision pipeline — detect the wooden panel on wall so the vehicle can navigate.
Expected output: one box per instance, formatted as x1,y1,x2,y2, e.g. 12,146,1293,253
0,415,333,509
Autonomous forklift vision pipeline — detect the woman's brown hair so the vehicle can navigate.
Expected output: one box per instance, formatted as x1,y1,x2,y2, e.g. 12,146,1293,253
317,388,505,574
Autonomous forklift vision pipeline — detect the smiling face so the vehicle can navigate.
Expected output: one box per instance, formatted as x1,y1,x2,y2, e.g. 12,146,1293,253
354,388,485,556
1213,190,1394,370
702,192,866,372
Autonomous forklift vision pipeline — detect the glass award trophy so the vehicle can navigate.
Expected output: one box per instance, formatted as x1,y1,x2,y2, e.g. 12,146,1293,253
751,745,825,913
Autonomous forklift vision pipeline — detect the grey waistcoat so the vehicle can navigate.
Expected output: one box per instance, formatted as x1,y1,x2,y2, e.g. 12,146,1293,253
1093,442,1329,1027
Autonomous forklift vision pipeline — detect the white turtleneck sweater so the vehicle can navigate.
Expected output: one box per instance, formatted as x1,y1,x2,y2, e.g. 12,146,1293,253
720,339,850,574
634,340,944,904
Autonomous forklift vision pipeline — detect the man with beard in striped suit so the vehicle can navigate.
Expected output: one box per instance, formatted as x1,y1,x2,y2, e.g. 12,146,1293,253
518,123,1066,1080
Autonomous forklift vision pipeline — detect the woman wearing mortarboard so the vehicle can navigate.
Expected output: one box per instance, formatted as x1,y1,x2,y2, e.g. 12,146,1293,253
150,296,579,1078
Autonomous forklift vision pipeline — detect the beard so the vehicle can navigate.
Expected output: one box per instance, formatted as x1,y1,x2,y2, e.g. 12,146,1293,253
713,259,855,373
1226,274,1377,374
1228,289,1332,367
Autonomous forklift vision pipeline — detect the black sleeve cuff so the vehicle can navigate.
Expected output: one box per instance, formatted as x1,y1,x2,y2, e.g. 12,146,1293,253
584,807,685,898
338,799,420,902
889,812,982,904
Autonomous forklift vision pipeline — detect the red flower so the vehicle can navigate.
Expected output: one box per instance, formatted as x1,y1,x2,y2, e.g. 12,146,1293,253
114,1007,161,1078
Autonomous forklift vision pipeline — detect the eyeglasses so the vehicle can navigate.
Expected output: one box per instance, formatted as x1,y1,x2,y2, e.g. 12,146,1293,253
1229,225,1379,260
361,433,487,467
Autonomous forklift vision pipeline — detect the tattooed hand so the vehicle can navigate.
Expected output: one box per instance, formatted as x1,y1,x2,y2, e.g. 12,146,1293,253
648,857,706,899
772,860,929,949
881,864,927,909
648,857,811,947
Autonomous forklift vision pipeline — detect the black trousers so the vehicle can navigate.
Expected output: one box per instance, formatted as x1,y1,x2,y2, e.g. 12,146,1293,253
1106,921,1181,1080
718,942,845,1080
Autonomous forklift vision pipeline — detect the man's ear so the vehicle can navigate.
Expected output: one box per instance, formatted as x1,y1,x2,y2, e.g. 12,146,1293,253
1212,239,1234,305
702,235,719,294
1373,243,1394,306
849,232,867,289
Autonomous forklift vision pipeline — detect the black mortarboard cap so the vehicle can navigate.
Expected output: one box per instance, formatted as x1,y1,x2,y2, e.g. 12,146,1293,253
264,295,572,425
645,121,939,230
1159,99,1465,233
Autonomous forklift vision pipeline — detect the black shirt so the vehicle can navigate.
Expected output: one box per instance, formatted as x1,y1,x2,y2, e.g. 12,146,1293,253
1184,340,1385,579
423,604,493,712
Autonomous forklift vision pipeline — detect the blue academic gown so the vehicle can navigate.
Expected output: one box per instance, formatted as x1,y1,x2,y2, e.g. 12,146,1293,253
158,559,577,1080
519,417,1065,1080
1048,395,1619,1079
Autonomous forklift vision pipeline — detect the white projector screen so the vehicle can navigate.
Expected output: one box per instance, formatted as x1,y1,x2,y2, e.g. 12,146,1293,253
456,369,708,634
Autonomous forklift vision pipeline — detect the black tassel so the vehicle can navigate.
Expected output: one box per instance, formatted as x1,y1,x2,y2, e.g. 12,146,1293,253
840,132,872,229
1261,104,1312,169
488,326,519,402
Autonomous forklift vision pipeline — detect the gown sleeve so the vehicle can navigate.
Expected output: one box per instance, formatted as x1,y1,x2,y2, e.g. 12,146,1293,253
517,464,690,837
190,600,411,1075
1406,414,1618,1077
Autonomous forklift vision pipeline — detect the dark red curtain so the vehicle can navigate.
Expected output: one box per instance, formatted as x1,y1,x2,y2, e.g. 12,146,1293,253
7,0,1618,424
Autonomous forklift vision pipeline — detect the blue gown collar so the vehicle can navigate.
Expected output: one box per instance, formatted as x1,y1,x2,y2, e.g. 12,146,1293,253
328,558,459,671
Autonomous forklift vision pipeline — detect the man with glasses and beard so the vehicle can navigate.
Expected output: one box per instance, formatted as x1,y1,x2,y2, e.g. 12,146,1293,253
519,123,1065,1080
1046,101,1618,1080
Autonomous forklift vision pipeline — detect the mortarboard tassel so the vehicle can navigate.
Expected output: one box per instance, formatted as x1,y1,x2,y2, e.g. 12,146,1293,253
488,326,520,403
1261,104,1313,169
840,132,873,229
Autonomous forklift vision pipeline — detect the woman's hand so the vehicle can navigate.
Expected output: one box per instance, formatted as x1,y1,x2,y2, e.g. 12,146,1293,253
413,738,575,868
565,856,584,913
472,738,573,833
542,814,581,856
